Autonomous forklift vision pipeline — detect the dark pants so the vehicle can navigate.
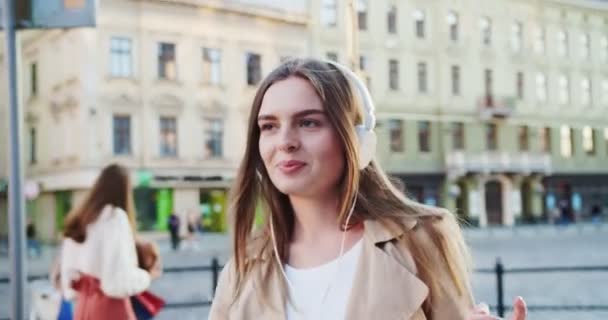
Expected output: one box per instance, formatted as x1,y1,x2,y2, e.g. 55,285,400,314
170,231,180,251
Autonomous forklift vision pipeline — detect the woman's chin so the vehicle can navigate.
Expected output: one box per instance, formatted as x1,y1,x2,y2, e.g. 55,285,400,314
275,181,314,197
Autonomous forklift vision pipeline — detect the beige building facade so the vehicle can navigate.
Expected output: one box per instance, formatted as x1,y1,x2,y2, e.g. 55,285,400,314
0,0,308,241
1,0,607,239
309,0,608,226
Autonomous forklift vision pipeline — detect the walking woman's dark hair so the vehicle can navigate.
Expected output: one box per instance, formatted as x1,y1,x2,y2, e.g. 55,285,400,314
63,164,136,243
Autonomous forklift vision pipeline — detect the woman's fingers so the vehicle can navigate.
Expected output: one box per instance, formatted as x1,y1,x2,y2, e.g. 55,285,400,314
468,315,501,320
510,296,527,320
468,302,498,320
474,302,491,315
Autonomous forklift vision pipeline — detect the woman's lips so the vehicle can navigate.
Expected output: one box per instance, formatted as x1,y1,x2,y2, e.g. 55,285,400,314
278,160,306,174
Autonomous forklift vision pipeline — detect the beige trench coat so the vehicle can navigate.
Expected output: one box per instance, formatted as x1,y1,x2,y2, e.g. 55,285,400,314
209,214,474,320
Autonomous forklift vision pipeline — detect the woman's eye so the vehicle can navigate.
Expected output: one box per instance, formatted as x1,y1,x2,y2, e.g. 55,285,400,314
300,119,319,128
260,123,276,131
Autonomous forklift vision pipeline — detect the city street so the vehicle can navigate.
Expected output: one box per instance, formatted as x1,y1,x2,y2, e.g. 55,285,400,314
1,223,607,320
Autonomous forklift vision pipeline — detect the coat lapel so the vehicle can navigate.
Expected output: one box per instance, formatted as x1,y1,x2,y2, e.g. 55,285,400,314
344,219,429,320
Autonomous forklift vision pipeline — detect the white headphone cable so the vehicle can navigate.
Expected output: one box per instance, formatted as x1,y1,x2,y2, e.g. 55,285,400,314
269,193,358,319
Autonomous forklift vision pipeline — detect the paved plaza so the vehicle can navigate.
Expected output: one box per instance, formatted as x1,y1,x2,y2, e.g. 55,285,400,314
1,223,607,320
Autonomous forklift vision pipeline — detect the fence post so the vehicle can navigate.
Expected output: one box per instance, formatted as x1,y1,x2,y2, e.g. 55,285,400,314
495,258,505,317
212,257,219,296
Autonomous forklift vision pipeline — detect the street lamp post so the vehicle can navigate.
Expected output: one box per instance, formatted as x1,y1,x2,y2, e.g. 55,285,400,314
2,0,27,319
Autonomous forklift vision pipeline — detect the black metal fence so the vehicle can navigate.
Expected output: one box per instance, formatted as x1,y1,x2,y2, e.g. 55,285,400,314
1,257,608,319
476,259,608,317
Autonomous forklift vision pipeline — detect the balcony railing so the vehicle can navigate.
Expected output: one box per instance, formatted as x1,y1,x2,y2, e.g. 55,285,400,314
446,151,552,176
477,95,516,120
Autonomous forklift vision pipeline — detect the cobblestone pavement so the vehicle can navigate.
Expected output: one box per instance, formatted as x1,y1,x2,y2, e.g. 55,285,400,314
1,223,607,320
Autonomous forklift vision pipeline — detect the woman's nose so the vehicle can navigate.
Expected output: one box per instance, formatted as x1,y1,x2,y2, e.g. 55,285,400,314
278,128,300,153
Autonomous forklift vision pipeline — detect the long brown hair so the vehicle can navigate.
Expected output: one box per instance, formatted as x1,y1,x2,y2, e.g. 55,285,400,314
230,58,472,311
63,163,136,243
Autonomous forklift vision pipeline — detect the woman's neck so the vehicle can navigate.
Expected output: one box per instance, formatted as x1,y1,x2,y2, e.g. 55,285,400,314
289,194,342,245
286,193,364,269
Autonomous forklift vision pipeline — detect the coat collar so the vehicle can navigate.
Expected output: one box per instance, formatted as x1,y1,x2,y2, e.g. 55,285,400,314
346,217,428,320
246,216,420,262
243,216,428,320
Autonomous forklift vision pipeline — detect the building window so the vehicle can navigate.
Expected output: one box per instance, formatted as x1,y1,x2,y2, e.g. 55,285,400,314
417,62,427,93
29,128,36,164
387,5,397,34
518,125,529,151
581,33,590,59
581,77,591,106
418,121,431,152
326,52,338,62
160,117,178,157
110,37,132,77
30,62,38,96
113,115,131,155
536,72,547,103
447,10,458,42
602,36,608,61
583,126,596,155
451,122,465,150
560,125,573,157
202,48,221,85
413,9,425,39
246,52,262,86
480,16,492,46
484,69,493,95
559,74,570,105
540,127,551,153
516,71,524,100
321,0,337,27
357,0,367,31
605,128,608,155
451,65,460,96
486,123,498,151
388,119,404,152
204,118,223,158
602,79,608,106
511,21,523,52
389,59,399,90
558,30,568,57
359,55,371,88
158,42,176,80
534,26,545,54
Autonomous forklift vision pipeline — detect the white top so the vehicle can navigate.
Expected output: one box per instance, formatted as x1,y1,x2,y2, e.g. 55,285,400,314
60,205,151,299
285,238,363,320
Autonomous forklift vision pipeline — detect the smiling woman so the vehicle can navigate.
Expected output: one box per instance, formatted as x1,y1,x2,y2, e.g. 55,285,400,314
208,58,527,320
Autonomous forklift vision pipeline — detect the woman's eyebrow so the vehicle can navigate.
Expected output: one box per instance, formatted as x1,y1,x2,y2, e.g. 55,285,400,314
257,109,325,121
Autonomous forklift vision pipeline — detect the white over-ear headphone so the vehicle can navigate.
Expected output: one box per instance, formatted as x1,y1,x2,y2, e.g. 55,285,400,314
326,61,377,170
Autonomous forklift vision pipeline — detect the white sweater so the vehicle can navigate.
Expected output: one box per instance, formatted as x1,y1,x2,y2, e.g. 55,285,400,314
61,205,151,300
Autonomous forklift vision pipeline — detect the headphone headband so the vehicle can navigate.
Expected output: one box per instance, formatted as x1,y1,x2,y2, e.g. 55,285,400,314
326,61,376,132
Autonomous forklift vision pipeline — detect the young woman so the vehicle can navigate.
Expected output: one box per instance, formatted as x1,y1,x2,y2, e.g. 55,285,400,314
61,164,160,319
209,58,526,320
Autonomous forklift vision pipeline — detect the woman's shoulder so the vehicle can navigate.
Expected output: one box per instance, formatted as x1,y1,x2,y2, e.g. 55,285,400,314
94,205,130,231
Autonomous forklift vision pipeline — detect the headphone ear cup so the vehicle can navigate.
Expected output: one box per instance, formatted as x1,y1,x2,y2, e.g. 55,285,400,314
356,126,377,170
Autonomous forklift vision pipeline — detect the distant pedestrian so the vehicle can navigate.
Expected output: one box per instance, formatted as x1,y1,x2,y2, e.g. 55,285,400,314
591,204,602,224
168,213,181,251
26,218,41,258
559,199,570,225
61,164,160,320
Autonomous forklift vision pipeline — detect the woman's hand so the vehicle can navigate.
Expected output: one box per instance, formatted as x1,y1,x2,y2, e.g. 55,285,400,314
468,296,527,320
148,260,163,280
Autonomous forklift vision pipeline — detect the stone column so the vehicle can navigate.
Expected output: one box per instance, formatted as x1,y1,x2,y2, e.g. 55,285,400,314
469,174,485,227
507,174,523,226
36,193,57,243
172,188,200,236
